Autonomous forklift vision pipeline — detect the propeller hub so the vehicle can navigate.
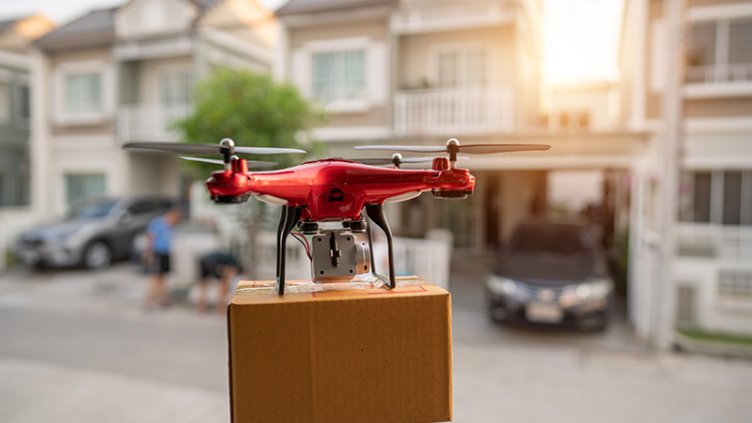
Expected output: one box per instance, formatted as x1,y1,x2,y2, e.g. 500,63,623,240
391,153,403,167
220,138,236,151
446,138,460,168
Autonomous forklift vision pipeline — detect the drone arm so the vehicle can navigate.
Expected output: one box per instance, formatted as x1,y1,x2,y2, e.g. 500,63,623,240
365,203,396,289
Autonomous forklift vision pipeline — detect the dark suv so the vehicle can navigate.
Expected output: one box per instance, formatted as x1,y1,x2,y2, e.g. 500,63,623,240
15,196,174,270
485,220,613,331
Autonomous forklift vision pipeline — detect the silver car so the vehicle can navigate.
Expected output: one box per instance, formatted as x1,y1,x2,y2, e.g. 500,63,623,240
15,196,174,270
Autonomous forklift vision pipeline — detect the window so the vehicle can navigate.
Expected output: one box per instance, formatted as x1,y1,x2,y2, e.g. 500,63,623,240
718,269,752,300
64,173,106,209
729,19,752,65
65,72,102,114
680,170,752,225
435,47,487,89
160,69,193,105
688,22,716,67
16,84,30,122
311,50,365,103
0,82,8,123
687,19,752,83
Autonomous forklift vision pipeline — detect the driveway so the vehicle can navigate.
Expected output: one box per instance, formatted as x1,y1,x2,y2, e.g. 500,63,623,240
0,262,750,422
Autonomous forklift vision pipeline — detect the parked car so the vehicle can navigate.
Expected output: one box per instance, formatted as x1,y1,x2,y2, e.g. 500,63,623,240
485,219,613,331
15,196,174,270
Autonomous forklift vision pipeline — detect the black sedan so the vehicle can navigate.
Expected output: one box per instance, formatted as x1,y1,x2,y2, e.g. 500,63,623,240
485,220,613,331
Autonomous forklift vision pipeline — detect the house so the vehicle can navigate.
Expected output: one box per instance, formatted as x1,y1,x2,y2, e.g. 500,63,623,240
621,0,752,343
0,15,54,267
29,0,277,220
275,0,643,252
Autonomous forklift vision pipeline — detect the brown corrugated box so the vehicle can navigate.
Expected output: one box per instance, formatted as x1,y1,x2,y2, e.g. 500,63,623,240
227,277,452,423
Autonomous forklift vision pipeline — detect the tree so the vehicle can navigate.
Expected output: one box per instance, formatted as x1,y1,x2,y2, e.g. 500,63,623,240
175,68,323,277
176,68,322,173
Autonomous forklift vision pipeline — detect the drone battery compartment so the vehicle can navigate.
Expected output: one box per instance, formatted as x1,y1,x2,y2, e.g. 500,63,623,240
228,278,452,423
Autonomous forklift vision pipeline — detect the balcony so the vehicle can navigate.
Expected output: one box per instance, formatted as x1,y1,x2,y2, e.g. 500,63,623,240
394,88,513,137
684,63,752,98
391,0,514,34
118,103,192,143
677,223,752,261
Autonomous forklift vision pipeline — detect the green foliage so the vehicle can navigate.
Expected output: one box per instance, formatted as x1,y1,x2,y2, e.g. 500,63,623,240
678,327,752,346
175,68,324,175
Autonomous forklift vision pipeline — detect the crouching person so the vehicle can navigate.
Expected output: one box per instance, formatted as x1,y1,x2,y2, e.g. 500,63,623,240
197,251,243,314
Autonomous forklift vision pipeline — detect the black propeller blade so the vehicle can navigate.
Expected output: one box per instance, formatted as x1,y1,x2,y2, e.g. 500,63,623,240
353,140,551,155
351,154,468,167
123,138,306,158
179,156,277,169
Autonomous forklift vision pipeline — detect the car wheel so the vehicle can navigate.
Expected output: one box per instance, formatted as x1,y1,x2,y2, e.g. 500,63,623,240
83,241,112,270
488,304,508,324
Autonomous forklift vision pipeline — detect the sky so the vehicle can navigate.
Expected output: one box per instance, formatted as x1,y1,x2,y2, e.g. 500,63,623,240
0,0,622,85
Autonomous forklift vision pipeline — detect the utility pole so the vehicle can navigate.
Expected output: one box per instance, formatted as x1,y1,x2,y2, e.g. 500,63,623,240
656,0,685,349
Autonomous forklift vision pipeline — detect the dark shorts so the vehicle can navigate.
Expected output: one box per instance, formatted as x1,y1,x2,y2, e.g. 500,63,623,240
152,253,171,274
199,253,241,281
199,261,223,280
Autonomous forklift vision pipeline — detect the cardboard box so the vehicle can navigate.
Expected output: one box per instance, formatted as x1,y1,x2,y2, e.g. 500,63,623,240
228,277,452,422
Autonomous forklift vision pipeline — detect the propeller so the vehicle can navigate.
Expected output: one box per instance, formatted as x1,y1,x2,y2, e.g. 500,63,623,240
123,138,306,167
179,156,278,169
354,138,551,166
352,153,468,168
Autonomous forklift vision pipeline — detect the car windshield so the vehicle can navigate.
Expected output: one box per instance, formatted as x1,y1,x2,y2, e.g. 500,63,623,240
69,199,118,220
509,223,594,256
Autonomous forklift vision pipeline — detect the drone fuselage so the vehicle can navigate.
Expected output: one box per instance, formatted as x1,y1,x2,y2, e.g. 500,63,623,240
206,158,475,221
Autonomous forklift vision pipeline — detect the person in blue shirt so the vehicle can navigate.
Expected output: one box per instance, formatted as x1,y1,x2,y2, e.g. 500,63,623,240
144,208,181,309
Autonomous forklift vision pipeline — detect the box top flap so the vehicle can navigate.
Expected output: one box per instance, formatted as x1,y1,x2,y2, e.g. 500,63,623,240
231,276,449,305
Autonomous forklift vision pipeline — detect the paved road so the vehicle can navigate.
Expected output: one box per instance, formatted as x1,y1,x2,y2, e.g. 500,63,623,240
0,262,751,422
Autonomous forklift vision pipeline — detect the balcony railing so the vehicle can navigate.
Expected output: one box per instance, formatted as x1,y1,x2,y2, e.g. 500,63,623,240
118,102,192,143
394,88,513,137
686,63,752,85
677,223,752,262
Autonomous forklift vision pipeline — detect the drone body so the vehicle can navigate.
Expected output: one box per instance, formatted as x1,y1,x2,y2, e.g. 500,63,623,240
205,158,475,220
124,138,548,294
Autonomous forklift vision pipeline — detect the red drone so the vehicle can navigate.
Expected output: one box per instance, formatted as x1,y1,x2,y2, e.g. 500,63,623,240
124,138,549,294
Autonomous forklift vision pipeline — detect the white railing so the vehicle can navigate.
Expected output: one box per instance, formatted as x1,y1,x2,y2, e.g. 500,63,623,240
686,63,752,85
394,88,513,137
118,102,192,143
677,223,752,262
253,229,454,288
392,0,513,34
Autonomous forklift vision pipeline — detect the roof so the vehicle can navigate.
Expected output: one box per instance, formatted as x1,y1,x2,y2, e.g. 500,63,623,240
36,7,117,51
34,0,224,52
276,0,397,16
0,16,25,34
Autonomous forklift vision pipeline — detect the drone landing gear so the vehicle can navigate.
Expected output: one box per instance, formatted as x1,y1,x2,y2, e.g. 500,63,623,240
276,205,303,295
365,204,396,289
275,203,396,295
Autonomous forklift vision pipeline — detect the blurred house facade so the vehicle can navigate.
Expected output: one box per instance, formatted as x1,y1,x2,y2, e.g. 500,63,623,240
622,0,752,341
275,1,642,253
0,15,54,267
28,0,277,222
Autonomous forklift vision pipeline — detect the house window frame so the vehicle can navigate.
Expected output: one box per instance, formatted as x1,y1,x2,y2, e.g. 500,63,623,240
428,42,492,90
680,169,752,226
292,36,387,113
0,68,11,124
54,60,113,126
14,74,30,128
